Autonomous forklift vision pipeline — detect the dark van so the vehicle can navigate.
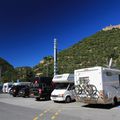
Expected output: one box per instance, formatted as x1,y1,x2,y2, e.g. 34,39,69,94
10,85,28,97
30,77,54,101
19,85,30,97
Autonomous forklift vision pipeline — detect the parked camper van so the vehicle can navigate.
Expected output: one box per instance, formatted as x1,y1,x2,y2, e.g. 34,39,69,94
2,82,13,93
51,73,75,103
74,66,120,105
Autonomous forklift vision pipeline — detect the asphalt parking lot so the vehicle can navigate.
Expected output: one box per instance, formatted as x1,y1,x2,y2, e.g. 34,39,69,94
0,93,120,120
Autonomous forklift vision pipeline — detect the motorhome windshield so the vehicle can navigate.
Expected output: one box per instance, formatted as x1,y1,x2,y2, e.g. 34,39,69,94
55,83,69,89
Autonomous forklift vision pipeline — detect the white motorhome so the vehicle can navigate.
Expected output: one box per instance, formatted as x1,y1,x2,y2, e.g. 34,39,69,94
51,73,75,103
74,66,120,105
2,82,13,93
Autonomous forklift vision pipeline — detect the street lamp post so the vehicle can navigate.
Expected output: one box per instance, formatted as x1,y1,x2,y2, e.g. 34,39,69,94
46,63,49,77
54,38,57,76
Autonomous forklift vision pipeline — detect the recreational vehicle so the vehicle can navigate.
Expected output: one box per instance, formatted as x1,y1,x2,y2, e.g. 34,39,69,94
2,82,13,93
51,73,75,103
74,66,120,105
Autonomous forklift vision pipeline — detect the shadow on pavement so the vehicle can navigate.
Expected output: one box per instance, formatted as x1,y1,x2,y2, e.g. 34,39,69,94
53,100,76,104
82,102,120,109
35,98,51,102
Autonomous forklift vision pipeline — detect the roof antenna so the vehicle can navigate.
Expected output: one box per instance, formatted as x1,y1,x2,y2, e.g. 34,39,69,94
108,58,112,68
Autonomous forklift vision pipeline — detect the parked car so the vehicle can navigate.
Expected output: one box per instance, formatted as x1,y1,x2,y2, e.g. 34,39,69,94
19,85,30,97
30,77,54,101
9,85,28,97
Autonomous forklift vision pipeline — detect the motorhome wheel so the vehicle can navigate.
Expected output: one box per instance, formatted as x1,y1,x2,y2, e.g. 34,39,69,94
36,97,40,101
113,97,118,106
65,96,71,103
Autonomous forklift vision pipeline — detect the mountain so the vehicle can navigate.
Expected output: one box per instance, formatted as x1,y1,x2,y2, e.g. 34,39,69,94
15,66,34,82
58,28,120,73
0,57,16,83
0,58,34,82
34,27,120,76
0,57,14,72
33,56,54,77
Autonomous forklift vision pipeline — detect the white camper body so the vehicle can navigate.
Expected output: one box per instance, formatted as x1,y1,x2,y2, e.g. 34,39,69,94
2,82,13,93
51,74,75,103
74,66,120,105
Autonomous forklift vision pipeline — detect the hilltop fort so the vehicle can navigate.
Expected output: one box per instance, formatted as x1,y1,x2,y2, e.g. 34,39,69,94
103,24,120,31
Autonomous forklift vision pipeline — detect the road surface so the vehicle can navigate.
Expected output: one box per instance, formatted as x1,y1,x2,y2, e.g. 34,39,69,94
0,94,120,120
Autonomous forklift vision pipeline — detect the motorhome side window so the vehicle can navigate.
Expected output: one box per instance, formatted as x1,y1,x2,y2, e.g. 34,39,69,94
79,77,89,84
106,72,112,76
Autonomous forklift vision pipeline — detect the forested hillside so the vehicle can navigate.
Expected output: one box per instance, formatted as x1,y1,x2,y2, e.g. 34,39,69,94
58,28,120,73
0,58,34,82
0,57,16,82
34,28,120,76
1,28,120,79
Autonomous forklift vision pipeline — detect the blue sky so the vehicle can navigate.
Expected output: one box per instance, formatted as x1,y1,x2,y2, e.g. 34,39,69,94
0,0,120,67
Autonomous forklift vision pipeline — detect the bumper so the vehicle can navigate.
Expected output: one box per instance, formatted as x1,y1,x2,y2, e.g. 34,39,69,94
51,96,65,101
31,93,50,99
77,95,110,104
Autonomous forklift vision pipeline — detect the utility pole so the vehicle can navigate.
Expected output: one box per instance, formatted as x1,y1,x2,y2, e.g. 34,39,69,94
46,63,49,77
54,38,57,76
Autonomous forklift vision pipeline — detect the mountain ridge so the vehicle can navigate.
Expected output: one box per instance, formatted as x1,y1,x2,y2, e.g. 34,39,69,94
1,27,120,79
34,28,120,76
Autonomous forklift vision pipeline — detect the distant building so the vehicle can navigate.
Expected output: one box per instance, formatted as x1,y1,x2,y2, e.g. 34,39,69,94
40,60,45,64
15,66,32,80
103,24,120,31
35,73,43,77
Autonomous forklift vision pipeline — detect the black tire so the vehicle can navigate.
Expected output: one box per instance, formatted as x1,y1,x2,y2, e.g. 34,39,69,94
13,94,16,97
45,96,50,100
113,97,118,106
65,96,71,103
23,95,26,98
36,97,40,101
